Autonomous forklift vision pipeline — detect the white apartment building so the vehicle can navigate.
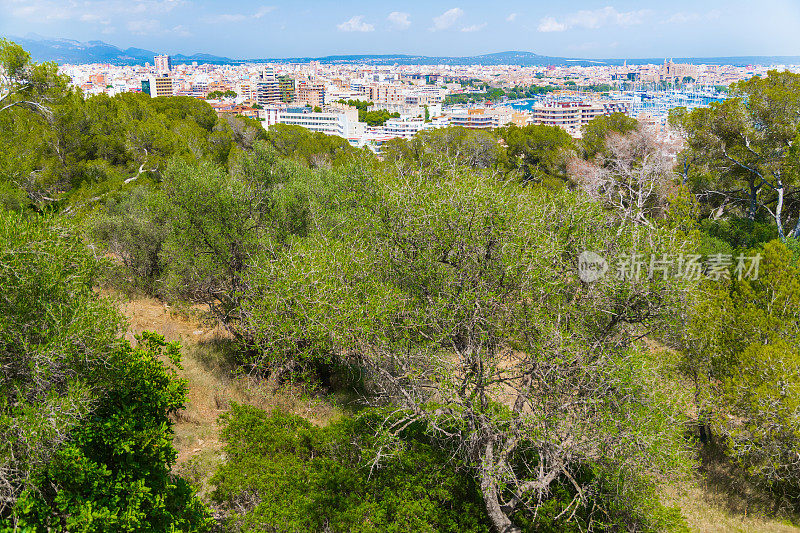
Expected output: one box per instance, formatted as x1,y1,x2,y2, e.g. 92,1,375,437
532,100,632,131
448,108,513,130
368,102,442,118
268,105,366,139
383,117,426,139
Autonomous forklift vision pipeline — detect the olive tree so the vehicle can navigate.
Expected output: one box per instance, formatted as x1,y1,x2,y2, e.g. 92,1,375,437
159,142,312,333
242,168,695,531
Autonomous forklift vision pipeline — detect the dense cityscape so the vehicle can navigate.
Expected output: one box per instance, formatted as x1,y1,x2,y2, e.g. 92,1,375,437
60,54,788,151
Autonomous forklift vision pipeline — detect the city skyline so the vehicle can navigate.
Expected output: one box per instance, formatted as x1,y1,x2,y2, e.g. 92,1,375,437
2,0,800,60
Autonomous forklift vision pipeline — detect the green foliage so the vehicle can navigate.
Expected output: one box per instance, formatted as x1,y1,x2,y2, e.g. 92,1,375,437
504,85,556,100
0,81,261,212
240,165,694,530
10,333,212,532
90,142,312,328
496,123,575,184
264,123,359,167
443,88,506,105
206,90,236,99
361,109,400,126
88,183,169,293
0,211,123,515
336,100,400,126
211,405,492,533
676,71,800,237
0,211,209,530
0,39,69,116
698,217,778,250
382,126,503,172
683,239,800,505
580,112,638,159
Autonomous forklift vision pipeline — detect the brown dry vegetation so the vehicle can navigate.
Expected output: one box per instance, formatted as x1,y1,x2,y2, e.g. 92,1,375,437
110,293,799,532
110,292,348,499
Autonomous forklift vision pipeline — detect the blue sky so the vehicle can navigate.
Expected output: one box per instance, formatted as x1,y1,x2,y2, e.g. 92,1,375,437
2,0,800,59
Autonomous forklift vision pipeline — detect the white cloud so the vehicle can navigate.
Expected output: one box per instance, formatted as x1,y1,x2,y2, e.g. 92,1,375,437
506,13,517,22
81,13,111,24
254,6,276,18
4,0,187,24
537,6,649,32
7,0,71,21
431,7,463,31
387,11,411,30
172,24,191,36
461,23,487,32
217,13,247,22
666,10,721,24
128,0,186,14
127,19,160,34
537,16,567,32
207,6,274,23
337,15,375,32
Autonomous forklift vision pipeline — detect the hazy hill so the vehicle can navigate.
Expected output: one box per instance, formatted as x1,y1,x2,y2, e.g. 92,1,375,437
4,35,800,67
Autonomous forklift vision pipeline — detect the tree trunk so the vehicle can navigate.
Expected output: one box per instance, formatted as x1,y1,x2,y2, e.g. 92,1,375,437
748,182,759,221
791,215,800,239
775,183,785,240
480,441,522,533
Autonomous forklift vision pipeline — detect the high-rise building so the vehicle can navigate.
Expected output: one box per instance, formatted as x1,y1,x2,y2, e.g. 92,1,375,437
155,54,172,75
252,68,281,106
278,76,295,103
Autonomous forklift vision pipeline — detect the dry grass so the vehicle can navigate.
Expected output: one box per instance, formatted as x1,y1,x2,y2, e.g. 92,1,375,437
109,292,349,499
662,440,800,533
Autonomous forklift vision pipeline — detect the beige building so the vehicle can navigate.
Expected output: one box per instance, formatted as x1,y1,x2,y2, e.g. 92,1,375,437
149,76,174,97
448,108,513,130
295,81,326,107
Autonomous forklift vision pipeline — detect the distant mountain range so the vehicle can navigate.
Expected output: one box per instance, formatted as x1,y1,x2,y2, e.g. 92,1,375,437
5,35,800,68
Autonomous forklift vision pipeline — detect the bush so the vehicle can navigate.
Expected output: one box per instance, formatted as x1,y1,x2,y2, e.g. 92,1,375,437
9,334,213,532
211,405,492,533
0,211,210,530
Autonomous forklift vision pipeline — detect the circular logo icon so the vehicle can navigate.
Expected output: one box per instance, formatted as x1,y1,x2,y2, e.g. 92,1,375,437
578,251,608,283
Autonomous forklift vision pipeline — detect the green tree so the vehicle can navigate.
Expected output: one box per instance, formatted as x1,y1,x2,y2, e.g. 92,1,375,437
676,71,800,239
265,123,357,167
683,240,800,505
0,39,68,117
580,112,638,159
241,170,693,531
158,143,311,332
382,127,503,174
496,124,575,185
